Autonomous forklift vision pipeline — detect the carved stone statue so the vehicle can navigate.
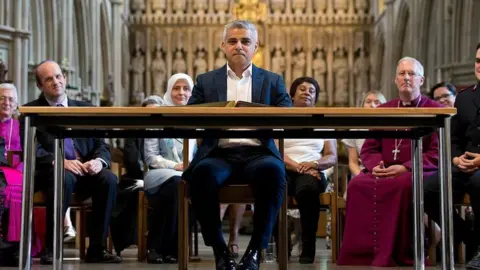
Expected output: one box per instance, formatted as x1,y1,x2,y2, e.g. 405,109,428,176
313,0,328,13
172,51,187,73
194,51,208,78
130,48,145,93
173,0,186,14
292,0,307,15
131,0,146,14
150,0,166,13
215,51,226,69
233,0,268,22
271,50,286,76
312,51,327,100
355,0,368,13
270,0,285,15
102,75,115,105
353,49,370,99
215,0,229,15
193,0,208,14
292,51,306,80
334,0,348,13
333,50,349,105
0,60,7,83
151,50,167,95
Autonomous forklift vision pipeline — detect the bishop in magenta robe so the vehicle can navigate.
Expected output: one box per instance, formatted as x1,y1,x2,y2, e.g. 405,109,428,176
338,95,442,266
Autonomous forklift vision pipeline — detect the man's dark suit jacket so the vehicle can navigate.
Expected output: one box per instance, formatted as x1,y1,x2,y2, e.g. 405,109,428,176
20,96,111,169
183,64,292,180
451,83,480,162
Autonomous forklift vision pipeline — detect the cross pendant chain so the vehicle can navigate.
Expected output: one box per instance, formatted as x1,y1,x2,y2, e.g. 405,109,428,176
392,148,400,160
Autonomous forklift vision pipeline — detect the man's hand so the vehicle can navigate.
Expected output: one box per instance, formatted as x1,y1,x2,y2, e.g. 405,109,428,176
304,168,321,180
84,159,103,175
372,161,407,178
297,161,318,174
173,163,184,171
454,152,480,173
64,160,88,176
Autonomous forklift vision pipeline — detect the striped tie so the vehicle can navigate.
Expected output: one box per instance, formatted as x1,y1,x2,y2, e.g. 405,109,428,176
56,104,76,160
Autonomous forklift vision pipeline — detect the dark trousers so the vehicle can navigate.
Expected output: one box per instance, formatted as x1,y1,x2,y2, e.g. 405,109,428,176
424,169,480,248
188,146,286,250
286,171,326,248
35,167,117,251
145,176,181,256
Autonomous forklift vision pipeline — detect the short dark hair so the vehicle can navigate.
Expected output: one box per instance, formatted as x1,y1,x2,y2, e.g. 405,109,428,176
289,77,321,104
477,42,480,51
429,81,456,98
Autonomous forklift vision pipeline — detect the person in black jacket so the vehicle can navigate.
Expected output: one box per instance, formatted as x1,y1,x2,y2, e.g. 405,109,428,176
424,43,480,268
20,60,121,264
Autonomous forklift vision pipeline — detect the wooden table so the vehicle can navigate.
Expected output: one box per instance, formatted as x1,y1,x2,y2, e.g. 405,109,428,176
18,107,456,270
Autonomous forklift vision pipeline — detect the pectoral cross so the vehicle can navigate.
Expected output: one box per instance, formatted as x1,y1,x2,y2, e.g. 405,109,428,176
392,148,400,161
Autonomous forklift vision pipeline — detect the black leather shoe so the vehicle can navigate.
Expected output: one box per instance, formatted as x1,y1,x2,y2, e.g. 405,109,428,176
40,249,53,265
237,249,261,270
298,242,315,264
467,248,480,270
85,249,122,263
214,246,237,270
163,255,178,264
146,249,163,264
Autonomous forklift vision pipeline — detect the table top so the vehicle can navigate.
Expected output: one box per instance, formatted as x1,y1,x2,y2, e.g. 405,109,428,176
20,106,456,117
19,106,456,139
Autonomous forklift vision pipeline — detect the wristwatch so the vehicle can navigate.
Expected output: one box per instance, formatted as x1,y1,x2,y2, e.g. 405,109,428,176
313,160,319,170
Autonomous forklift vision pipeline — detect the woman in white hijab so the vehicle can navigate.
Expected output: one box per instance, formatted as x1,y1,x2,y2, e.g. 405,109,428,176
162,73,194,106
143,74,196,263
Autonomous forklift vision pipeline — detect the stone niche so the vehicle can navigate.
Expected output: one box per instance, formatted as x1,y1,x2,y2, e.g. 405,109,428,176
127,0,373,107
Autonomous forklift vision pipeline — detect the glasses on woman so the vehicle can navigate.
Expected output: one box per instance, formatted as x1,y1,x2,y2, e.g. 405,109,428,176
434,93,452,101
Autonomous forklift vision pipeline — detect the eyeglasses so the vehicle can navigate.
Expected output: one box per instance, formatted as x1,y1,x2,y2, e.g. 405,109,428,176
434,93,453,101
0,96,16,103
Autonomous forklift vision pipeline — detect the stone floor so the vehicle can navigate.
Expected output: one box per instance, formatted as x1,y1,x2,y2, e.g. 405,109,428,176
8,236,465,269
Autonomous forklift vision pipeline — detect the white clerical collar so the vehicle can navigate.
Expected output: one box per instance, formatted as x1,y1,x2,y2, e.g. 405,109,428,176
226,63,252,79
45,96,68,107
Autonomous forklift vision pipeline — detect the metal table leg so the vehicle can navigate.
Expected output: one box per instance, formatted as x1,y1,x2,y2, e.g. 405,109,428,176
53,139,65,270
439,118,454,269
19,117,36,270
412,138,425,270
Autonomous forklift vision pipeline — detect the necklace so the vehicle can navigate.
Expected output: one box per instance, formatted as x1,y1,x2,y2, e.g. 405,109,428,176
393,97,421,160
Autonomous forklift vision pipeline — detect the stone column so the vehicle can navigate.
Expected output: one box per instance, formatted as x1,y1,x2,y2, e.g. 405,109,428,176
91,0,102,104
111,0,124,105
12,0,23,99
382,0,396,100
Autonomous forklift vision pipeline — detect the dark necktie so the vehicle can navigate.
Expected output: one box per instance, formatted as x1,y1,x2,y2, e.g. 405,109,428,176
56,104,76,160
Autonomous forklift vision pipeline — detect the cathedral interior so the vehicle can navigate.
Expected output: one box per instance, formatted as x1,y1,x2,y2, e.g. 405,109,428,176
0,1,479,269
0,0,479,107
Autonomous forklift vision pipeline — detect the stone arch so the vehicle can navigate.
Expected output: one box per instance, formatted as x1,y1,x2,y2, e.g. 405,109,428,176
392,0,409,63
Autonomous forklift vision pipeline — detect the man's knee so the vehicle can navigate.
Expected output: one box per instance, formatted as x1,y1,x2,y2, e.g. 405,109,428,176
190,161,228,187
97,168,118,187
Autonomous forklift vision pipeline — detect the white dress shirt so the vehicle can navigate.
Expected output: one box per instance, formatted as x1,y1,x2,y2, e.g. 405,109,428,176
218,64,261,148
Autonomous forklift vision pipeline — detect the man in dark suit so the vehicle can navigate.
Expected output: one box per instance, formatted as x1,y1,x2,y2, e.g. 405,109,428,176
20,60,121,264
183,20,292,270
424,43,480,269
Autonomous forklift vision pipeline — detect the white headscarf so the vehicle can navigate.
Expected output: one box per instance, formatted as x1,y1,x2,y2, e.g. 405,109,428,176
163,73,194,106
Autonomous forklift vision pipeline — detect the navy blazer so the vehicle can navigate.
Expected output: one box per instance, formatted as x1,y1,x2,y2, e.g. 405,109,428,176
184,64,292,180
451,83,480,161
20,96,111,169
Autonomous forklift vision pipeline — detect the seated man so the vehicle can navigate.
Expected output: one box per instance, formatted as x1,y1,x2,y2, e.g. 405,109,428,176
183,20,291,270
20,60,121,264
424,43,480,269
338,57,442,266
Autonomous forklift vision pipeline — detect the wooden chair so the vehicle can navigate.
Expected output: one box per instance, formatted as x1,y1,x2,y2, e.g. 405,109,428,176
177,139,289,270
